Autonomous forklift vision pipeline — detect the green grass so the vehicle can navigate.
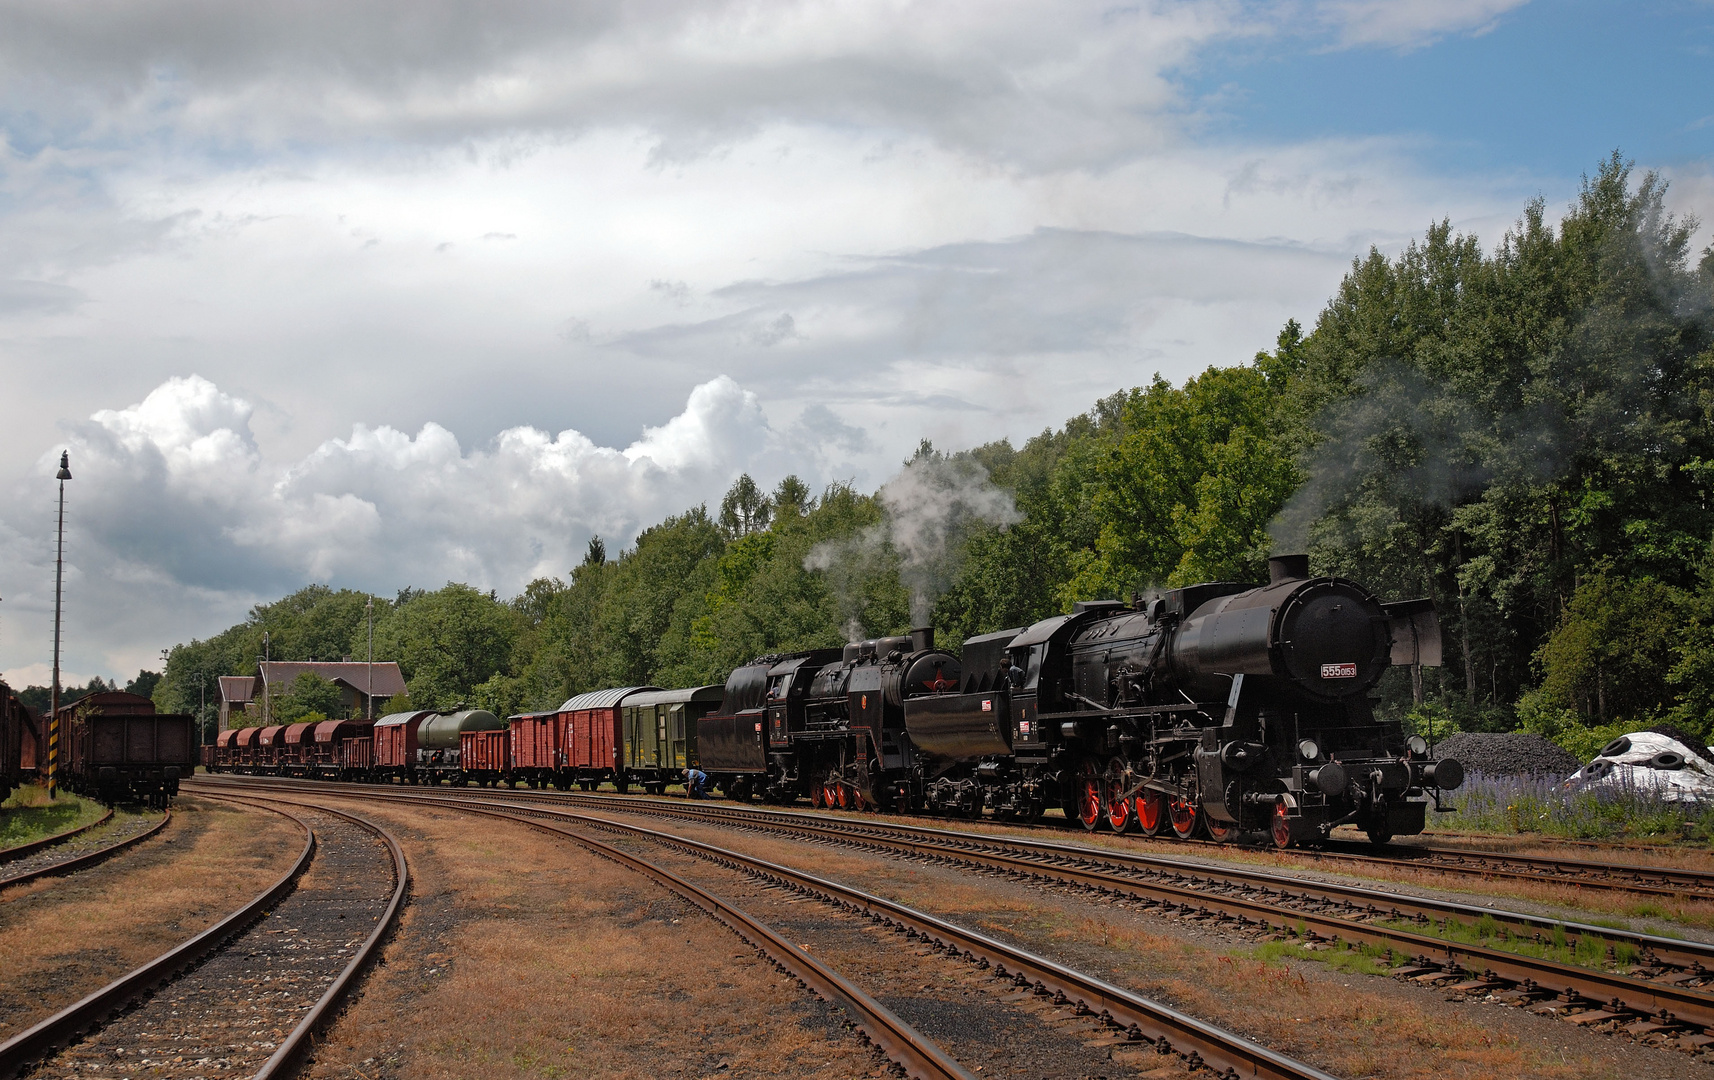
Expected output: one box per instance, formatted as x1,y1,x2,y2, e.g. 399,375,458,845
0,782,107,850
1252,938,1392,978
1375,913,1636,973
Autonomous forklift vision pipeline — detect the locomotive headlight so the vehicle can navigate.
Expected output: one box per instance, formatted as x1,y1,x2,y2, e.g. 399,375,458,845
1297,739,1320,762
1406,735,1429,757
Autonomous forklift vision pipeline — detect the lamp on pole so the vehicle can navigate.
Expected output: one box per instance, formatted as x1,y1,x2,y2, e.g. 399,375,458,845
47,450,72,799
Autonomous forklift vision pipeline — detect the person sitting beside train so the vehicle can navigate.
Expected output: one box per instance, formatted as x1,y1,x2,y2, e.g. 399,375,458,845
684,767,710,799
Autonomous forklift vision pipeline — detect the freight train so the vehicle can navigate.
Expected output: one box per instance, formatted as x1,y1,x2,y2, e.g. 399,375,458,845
205,555,1462,847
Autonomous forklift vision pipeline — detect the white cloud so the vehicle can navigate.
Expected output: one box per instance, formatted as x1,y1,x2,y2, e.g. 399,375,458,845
0,373,785,683
1313,0,1529,50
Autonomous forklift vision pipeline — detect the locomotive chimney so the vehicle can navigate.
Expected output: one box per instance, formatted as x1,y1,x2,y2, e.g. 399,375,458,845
909,626,934,653
1268,553,1310,585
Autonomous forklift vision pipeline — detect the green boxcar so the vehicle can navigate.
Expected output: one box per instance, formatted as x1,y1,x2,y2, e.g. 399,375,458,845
621,685,724,794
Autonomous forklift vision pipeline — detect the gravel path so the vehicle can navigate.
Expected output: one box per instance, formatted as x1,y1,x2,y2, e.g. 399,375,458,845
25,807,394,1080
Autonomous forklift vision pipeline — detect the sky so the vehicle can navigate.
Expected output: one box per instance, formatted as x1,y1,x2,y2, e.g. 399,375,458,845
1,0,1711,687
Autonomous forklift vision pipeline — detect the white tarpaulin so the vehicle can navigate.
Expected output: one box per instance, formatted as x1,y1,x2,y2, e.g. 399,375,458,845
1564,730,1714,803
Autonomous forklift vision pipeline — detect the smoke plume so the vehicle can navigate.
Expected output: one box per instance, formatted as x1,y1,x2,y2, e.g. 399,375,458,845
805,452,1021,632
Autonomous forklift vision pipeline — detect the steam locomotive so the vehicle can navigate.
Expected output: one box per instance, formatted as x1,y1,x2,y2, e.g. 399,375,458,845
697,554,1463,846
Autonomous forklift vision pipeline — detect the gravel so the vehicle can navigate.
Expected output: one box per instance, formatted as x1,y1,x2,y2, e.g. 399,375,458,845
1431,732,1581,778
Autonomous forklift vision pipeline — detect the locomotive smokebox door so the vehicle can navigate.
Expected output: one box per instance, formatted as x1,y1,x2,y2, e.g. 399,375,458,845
1274,582,1393,699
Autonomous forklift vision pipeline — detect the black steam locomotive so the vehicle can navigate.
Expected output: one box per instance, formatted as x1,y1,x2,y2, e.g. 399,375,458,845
698,554,1462,846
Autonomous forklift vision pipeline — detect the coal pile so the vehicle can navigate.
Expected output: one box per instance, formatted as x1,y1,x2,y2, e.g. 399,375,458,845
1431,732,1580,778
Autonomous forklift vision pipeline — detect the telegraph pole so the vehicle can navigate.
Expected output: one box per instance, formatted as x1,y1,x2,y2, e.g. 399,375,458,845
366,596,374,721
48,451,71,798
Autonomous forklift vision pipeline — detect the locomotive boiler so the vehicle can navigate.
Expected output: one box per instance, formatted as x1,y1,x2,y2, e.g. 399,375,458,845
897,554,1462,846
697,628,964,808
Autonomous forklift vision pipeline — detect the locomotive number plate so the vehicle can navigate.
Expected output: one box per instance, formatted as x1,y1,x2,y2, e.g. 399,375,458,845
1321,663,1357,678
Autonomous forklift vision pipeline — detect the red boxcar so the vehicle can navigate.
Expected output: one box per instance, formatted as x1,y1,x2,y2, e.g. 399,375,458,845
340,736,374,774
560,687,656,792
508,710,562,787
255,724,286,773
308,719,372,778
460,729,508,785
280,721,317,775
374,710,434,781
233,726,261,771
211,727,239,771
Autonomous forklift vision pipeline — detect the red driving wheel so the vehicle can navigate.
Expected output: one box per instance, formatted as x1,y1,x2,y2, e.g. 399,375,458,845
1076,760,1104,831
1206,817,1236,844
1136,790,1166,837
1168,794,1199,839
1271,799,1294,849
1104,763,1134,833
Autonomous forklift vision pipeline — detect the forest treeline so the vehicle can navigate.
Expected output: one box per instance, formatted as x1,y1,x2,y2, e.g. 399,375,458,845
151,156,1714,759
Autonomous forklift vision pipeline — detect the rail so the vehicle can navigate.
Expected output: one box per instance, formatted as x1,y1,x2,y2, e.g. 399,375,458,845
0,809,172,892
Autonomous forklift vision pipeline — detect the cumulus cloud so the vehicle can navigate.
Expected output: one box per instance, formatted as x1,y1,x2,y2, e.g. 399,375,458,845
0,373,787,681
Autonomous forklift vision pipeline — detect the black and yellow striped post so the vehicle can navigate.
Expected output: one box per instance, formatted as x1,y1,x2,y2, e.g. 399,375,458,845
47,450,71,798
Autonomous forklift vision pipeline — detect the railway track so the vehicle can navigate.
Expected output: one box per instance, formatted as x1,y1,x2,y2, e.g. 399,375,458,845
0,807,114,863
0,796,405,1080
262,782,1341,1080
194,771,1714,901
190,777,1714,1057
0,809,171,892
1300,839,1714,901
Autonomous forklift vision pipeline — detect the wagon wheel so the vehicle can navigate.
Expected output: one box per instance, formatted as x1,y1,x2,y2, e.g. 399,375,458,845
1076,758,1104,831
1135,790,1167,837
1103,758,1134,833
848,783,868,812
833,779,849,810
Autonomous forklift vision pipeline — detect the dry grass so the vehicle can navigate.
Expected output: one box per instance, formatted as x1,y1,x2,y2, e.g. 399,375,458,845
641,812,1692,1080
299,799,885,1080
0,796,304,1037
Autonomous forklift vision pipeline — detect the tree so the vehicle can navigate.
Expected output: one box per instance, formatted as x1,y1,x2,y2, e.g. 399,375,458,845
773,475,811,519
274,672,345,723
718,474,772,538
125,670,162,699
1288,152,1714,728
370,583,523,709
